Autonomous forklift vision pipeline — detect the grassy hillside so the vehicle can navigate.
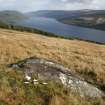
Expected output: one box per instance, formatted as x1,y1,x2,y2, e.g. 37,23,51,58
0,28,105,104
0,28,105,89
60,16,105,31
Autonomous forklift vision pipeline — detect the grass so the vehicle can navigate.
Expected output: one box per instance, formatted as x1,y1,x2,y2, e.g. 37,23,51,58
0,28,105,104
0,29,105,86
0,68,105,105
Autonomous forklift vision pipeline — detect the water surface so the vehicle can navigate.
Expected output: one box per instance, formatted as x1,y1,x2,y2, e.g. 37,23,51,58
16,17,105,43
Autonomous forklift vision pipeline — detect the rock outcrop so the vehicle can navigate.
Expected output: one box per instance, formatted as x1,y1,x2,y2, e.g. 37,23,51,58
10,57,105,98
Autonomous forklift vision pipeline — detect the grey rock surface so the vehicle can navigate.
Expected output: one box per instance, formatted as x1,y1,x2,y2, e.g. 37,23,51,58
10,57,105,98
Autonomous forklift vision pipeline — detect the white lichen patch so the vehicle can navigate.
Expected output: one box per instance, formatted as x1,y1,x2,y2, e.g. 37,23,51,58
59,73,67,85
68,79,73,84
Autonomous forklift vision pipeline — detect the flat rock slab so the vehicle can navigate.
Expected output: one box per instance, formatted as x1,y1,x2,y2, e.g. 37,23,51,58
10,57,105,98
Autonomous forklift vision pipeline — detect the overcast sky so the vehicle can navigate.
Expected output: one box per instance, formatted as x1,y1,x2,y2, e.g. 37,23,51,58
0,0,105,12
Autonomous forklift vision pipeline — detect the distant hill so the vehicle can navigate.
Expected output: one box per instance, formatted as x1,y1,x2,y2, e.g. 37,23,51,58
0,10,105,24
27,10,105,19
0,10,28,24
27,10,88,19
55,10,105,30
27,10,105,31
27,10,65,18
60,16,105,30
0,10,105,31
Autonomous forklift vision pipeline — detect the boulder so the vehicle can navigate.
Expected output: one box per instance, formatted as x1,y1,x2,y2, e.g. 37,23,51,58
10,57,105,98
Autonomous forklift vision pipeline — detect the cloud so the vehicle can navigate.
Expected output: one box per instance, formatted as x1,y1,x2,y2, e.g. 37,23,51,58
0,0,105,12
0,0,16,10
0,0,16,4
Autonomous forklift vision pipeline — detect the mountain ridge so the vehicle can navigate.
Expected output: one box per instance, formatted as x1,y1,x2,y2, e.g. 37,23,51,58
0,10,28,24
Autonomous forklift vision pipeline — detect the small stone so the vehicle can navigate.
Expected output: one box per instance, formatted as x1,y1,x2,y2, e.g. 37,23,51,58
42,82,48,85
24,82,30,84
25,75,31,81
34,82,39,85
33,79,38,82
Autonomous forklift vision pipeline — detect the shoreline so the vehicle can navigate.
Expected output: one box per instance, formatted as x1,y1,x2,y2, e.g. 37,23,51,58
0,23,104,45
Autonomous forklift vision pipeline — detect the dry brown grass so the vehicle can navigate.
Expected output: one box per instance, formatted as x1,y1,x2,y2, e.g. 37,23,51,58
0,28,105,86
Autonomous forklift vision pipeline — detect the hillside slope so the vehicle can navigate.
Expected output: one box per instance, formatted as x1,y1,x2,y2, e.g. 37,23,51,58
27,10,105,19
0,28,105,88
0,28,105,104
60,16,105,30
